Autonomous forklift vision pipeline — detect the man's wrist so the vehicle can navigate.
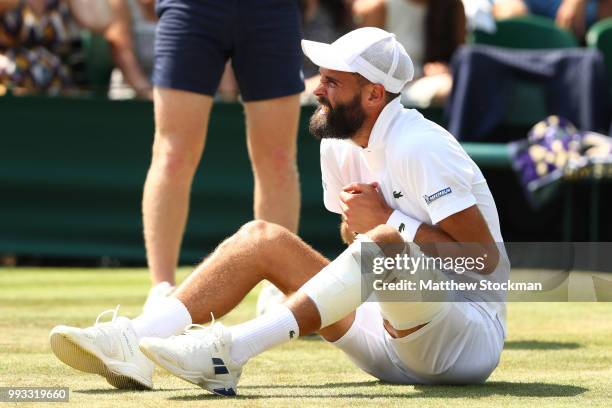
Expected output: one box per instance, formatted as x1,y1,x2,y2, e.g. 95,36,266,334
386,210,422,242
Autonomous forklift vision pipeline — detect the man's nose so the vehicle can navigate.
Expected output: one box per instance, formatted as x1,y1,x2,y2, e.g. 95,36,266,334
313,82,325,98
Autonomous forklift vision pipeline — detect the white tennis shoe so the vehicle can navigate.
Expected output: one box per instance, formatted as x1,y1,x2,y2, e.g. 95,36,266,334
49,306,153,390
139,321,241,396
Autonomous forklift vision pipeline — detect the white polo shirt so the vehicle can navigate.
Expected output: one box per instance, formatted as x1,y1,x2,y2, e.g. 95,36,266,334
320,96,508,330
320,96,504,242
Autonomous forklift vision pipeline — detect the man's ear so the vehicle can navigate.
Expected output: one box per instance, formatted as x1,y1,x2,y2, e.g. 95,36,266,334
366,83,386,106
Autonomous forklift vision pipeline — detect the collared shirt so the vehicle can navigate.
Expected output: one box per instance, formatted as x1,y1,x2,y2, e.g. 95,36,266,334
320,97,508,331
321,96,503,241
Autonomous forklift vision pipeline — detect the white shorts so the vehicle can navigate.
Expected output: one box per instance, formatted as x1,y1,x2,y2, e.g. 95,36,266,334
331,301,505,384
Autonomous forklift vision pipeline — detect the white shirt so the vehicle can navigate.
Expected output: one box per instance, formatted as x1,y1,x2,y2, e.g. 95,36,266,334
320,96,508,332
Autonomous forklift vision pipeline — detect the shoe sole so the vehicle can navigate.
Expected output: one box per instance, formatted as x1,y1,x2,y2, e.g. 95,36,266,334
139,344,234,396
50,331,152,390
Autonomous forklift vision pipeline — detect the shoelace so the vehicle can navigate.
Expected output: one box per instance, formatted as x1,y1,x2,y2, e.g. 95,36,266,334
183,313,225,348
94,305,121,326
85,305,122,356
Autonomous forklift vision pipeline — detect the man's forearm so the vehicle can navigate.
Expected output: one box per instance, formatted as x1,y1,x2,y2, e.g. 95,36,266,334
385,207,500,275
414,223,499,274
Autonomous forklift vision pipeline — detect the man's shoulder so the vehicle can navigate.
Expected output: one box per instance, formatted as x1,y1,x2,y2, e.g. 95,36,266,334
387,109,455,160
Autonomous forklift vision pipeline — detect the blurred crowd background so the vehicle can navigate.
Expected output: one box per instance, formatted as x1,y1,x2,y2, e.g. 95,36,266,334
2,0,612,267
2,0,611,109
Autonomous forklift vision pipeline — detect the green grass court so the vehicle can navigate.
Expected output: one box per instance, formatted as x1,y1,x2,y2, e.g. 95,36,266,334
1,268,611,407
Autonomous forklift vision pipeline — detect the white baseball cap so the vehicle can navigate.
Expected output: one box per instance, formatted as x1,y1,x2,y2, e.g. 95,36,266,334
302,27,414,94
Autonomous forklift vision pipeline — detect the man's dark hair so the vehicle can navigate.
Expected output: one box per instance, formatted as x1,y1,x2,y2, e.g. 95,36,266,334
385,91,400,103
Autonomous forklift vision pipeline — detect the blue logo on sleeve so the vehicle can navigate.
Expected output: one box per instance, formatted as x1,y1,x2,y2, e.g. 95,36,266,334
423,187,452,205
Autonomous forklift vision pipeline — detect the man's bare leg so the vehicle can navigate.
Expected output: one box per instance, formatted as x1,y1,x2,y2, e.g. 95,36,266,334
174,223,416,341
143,88,213,286
243,94,301,233
133,219,355,364
172,220,353,338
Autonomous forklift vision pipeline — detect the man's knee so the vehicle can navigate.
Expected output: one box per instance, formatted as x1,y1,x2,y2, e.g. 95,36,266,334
237,220,294,245
222,221,297,269
150,135,202,178
251,146,298,178
213,221,279,261
364,224,403,244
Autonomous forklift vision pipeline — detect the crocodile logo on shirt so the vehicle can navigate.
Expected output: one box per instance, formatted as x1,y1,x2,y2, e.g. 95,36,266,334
393,190,403,199
398,223,405,233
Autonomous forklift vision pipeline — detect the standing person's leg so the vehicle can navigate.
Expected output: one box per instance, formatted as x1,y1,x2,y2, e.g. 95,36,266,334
243,95,301,233
232,0,304,233
242,96,301,317
143,0,232,290
143,89,212,287
233,0,305,313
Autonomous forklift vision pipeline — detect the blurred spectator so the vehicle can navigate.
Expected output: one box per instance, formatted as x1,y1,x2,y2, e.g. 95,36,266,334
105,0,240,101
353,0,466,107
493,0,612,38
302,0,353,78
106,0,155,99
301,0,354,100
462,0,497,33
0,0,111,95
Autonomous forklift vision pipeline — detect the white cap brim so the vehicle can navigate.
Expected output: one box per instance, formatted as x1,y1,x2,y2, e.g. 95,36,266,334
301,40,354,73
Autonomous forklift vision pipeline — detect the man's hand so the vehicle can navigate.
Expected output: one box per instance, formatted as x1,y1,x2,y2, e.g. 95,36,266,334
339,182,393,234
423,62,450,77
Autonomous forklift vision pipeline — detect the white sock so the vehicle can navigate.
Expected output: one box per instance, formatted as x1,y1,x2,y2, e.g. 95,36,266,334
132,296,192,339
229,304,299,365
143,281,175,312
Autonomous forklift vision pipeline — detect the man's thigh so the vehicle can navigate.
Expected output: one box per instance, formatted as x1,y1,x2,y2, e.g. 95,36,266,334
152,88,212,165
243,94,300,159
241,221,330,295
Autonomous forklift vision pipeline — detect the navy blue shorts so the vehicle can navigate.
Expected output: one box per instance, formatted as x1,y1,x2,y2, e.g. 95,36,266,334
153,0,305,101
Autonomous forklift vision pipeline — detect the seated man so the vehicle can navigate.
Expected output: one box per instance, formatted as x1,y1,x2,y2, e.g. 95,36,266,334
49,27,509,395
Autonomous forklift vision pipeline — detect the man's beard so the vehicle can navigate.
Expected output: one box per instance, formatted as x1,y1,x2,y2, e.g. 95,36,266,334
309,93,366,140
